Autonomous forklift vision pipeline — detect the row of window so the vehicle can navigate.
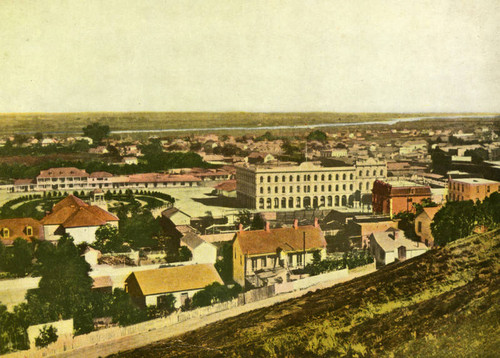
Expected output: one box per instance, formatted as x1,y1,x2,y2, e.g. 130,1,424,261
259,181,373,195
258,169,384,184
0,226,33,238
258,195,351,209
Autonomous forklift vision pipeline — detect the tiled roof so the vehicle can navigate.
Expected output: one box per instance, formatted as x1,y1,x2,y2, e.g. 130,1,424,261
90,171,114,178
421,206,441,221
92,276,113,289
41,195,118,228
236,226,326,255
0,217,44,244
181,232,207,250
214,180,237,192
14,179,35,185
127,264,223,296
38,167,89,178
371,231,427,252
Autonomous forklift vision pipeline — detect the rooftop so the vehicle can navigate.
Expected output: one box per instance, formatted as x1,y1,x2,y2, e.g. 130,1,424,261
451,178,500,185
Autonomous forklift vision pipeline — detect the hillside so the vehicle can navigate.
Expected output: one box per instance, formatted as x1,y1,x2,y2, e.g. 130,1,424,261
112,230,500,357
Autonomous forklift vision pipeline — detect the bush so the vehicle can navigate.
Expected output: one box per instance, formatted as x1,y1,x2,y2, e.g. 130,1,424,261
34,325,58,348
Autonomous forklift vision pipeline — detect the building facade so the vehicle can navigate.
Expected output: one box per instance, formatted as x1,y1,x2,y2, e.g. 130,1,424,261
447,177,500,202
236,159,386,210
372,180,432,217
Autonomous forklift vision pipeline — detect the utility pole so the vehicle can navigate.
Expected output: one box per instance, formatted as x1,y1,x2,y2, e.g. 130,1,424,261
303,231,306,268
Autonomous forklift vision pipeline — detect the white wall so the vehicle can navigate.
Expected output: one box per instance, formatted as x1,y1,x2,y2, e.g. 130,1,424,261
66,226,100,245
192,243,217,264
145,288,203,308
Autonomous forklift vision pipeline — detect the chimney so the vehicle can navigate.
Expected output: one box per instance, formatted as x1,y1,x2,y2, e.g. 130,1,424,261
293,219,298,230
314,217,319,228
394,231,398,240
265,221,270,232
239,223,243,233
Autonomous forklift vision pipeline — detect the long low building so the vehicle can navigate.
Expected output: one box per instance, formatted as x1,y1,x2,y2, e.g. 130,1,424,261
13,167,206,192
236,159,387,210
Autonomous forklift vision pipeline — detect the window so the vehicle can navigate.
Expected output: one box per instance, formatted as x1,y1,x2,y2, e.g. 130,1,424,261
290,186,293,193
336,174,339,180
297,175,300,181
261,257,266,268
282,175,286,182
321,185,324,191
275,187,278,193
350,174,353,180
297,186,301,193
359,170,362,177
282,187,286,193
314,185,317,192
314,175,318,181
297,254,303,266
26,226,33,236
252,258,258,271
380,169,383,175
1,228,9,238
260,187,264,194
342,184,346,190
275,176,279,183
335,184,339,191
417,221,422,232
328,174,332,180
267,176,271,183
342,174,346,180
321,174,325,181
260,176,264,183
289,175,293,182
350,184,353,190
328,185,332,191
366,170,369,176
267,187,271,194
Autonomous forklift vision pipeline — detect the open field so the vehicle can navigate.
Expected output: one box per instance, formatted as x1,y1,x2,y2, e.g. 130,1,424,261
0,112,497,136
111,229,500,357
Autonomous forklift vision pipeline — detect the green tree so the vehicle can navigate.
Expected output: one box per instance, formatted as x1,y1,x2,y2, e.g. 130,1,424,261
431,201,477,246
119,211,161,249
82,122,110,144
1,239,33,277
34,325,58,348
26,235,94,334
109,288,147,326
307,130,328,142
178,246,192,262
251,214,266,230
214,242,233,283
235,209,252,227
191,282,240,308
93,224,127,253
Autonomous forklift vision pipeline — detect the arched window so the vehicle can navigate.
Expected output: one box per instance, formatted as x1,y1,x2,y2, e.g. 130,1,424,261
282,175,286,182
289,175,293,182
260,187,264,194
314,185,318,192
297,185,301,193
350,173,353,180
297,175,300,181
380,169,383,176
314,174,318,181
267,187,271,194
366,170,369,176
260,176,264,183
366,182,370,190
267,176,271,183
282,187,286,193
259,198,264,209
335,184,339,191
275,187,278,193
343,184,346,190
373,170,376,176
327,196,332,206
266,198,272,209
321,174,325,181
359,183,362,190
275,176,279,183
359,170,362,177
342,174,346,180
328,174,332,180
350,184,353,190
321,185,325,191
289,186,293,193
336,174,339,180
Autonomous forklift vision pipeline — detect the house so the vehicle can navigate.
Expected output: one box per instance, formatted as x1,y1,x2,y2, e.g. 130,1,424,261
88,146,109,155
161,207,191,226
122,156,138,165
125,264,224,308
213,180,237,198
447,177,500,202
369,229,428,265
232,219,327,287
372,180,432,217
415,206,441,247
348,215,399,248
36,167,90,191
246,152,275,164
180,232,217,264
0,218,44,246
92,276,113,294
40,195,119,244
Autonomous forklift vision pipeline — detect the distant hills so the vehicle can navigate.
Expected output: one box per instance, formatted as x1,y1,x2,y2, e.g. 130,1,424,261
113,229,500,357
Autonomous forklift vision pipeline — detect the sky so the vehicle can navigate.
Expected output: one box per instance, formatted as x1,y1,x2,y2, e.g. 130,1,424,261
0,0,499,113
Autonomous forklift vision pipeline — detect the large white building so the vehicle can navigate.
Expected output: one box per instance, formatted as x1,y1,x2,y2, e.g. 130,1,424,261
236,158,386,210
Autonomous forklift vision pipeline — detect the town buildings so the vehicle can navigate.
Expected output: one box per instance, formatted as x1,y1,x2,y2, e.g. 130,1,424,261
447,177,500,202
414,206,441,247
40,195,119,244
125,264,223,308
369,229,428,265
372,180,432,217
232,220,327,287
236,158,387,210
0,218,44,246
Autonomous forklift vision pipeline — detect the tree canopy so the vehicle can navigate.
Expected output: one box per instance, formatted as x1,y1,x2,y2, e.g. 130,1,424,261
82,122,110,144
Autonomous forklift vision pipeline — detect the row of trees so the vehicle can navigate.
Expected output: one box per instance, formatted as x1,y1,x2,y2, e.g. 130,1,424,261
305,250,374,276
431,192,500,246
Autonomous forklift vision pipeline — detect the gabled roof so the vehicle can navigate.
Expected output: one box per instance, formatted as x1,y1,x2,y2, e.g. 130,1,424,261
90,171,114,178
419,206,441,221
41,195,118,228
38,167,89,178
214,180,237,192
0,217,44,244
181,232,213,250
127,264,223,296
235,226,326,255
371,231,427,252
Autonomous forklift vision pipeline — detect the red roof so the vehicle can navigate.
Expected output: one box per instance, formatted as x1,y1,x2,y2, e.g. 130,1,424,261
90,171,114,178
41,195,118,228
38,167,89,178
214,180,237,192
0,217,44,244
236,226,326,255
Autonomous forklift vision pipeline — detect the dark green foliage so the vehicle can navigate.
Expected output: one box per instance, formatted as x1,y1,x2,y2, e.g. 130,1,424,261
83,122,110,144
26,235,94,334
307,130,328,142
305,250,373,276
214,242,233,283
147,294,176,319
0,239,33,277
0,303,29,354
393,211,418,241
413,198,438,216
251,214,265,230
178,246,192,262
119,211,161,249
191,282,240,309
432,193,500,246
93,224,129,253
109,288,147,326
235,209,252,227
430,148,452,175
34,325,58,348
464,148,489,163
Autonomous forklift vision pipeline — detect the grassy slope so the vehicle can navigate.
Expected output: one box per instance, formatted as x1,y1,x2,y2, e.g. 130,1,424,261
0,112,494,135
112,229,500,358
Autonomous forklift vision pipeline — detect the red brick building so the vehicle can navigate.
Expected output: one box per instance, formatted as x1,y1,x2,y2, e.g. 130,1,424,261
372,180,432,217
448,177,500,202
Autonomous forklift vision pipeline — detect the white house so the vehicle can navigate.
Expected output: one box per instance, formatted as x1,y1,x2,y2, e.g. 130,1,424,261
125,264,224,308
40,195,119,245
180,232,217,264
369,229,428,265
